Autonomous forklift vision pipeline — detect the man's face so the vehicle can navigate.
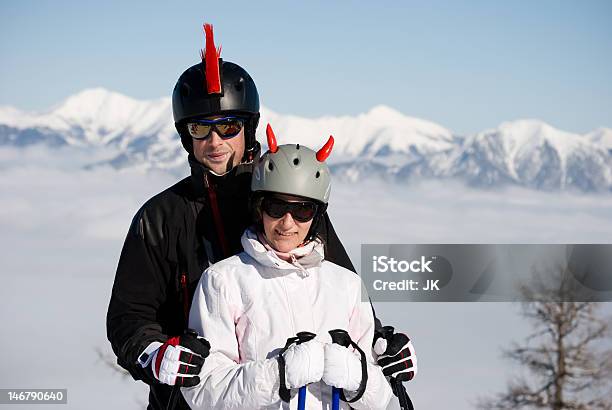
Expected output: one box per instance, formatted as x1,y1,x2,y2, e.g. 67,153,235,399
191,117,246,175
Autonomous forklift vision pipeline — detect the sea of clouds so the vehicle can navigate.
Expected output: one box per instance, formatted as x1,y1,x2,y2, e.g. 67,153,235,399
1,146,611,409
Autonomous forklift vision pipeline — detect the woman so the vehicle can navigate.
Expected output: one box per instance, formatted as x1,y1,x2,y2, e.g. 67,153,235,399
181,124,393,409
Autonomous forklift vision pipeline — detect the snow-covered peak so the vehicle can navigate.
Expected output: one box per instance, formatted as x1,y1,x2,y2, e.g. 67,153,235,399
51,88,140,120
0,106,26,126
1,90,453,157
2,89,612,191
586,127,612,150
450,119,612,189
364,104,453,140
365,105,405,121
496,119,577,145
258,104,454,161
50,88,164,141
0,88,176,147
477,119,590,161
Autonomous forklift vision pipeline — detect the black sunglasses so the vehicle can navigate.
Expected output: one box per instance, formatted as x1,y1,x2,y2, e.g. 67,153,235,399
261,197,318,223
186,116,244,140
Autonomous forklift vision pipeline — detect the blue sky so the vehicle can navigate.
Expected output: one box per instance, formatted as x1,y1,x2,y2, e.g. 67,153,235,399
1,0,611,135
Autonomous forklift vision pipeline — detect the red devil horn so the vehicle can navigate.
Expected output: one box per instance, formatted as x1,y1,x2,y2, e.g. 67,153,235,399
201,23,222,94
316,136,334,162
266,124,278,153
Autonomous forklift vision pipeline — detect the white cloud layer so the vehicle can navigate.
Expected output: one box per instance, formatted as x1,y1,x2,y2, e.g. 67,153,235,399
1,147,611,409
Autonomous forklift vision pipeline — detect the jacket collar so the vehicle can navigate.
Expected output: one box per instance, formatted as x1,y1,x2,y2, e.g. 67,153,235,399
188,149,260,201
241,228,325,275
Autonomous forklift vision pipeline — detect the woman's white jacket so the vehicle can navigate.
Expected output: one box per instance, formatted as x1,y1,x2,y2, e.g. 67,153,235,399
181,229,392,409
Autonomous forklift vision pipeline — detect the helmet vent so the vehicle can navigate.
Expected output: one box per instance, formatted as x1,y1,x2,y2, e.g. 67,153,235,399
296,144,300,150
234,78,244,91
293,158,300,166
315,171,321,178
268,162,274,171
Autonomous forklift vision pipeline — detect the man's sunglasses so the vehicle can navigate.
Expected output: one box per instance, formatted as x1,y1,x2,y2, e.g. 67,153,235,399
186,117,244,140
261,197,319,223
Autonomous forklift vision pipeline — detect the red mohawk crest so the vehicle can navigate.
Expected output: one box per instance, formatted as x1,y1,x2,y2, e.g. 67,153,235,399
200,23,222,94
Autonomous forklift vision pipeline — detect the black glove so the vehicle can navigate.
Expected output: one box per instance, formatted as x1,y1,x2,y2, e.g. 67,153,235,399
373,326,417,382
144,331,210,387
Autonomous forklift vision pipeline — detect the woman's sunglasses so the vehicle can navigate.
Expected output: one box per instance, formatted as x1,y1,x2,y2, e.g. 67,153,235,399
261,197,318,223
186,117,244,140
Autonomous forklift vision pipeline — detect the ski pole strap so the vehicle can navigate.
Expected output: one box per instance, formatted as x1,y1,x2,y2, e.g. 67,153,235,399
343,340,368,403
277,354,291,403
277,332,317,403
277,335,298,403
328,329,368,404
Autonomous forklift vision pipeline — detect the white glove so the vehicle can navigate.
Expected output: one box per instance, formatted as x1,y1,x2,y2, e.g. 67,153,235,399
282,339,325,389
322,343,363,392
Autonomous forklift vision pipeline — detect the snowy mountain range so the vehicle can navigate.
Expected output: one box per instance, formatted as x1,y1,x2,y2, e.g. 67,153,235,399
1,88,611,192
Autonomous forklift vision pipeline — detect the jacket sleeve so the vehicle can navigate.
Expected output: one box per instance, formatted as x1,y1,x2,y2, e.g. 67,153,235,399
106,206,171,384
346,280,393,410
181,268,281,409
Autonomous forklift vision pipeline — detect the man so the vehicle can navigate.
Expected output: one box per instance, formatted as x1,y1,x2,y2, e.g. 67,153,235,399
107,24,417,410
106,24,357,410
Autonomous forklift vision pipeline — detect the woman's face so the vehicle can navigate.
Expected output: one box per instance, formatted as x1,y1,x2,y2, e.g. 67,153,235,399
261,194,315,253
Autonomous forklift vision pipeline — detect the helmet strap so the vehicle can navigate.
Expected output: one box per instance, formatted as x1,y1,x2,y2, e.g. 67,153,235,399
305,203,328,242
244,113,260,153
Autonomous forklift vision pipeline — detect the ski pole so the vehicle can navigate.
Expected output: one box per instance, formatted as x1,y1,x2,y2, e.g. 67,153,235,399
295,331,316,410
297,387,307,410
390,377,414,410
165,329,199,410
166,387,179,410
331,388,341,410
377,326,415,410
328,329,352,410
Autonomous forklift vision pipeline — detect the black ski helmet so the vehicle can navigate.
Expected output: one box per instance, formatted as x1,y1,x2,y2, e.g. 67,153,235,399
172,24,260,159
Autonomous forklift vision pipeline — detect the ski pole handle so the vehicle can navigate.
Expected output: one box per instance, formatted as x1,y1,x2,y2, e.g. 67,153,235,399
329,329,351,410
296,331,317,342
328,329,351,347
295,332,316,410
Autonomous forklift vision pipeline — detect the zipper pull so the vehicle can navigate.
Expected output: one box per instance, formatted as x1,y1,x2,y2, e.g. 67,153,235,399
180,273,190,320
290,254,309,277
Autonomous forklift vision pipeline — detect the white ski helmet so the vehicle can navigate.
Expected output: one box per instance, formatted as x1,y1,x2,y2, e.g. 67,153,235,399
251,124,334,204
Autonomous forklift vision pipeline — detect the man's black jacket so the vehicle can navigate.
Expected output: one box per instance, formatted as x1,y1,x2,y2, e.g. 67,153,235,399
106,159,357,410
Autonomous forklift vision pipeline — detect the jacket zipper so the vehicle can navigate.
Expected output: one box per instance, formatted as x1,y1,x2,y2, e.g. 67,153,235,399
205,174,231,258
180,273,189,320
